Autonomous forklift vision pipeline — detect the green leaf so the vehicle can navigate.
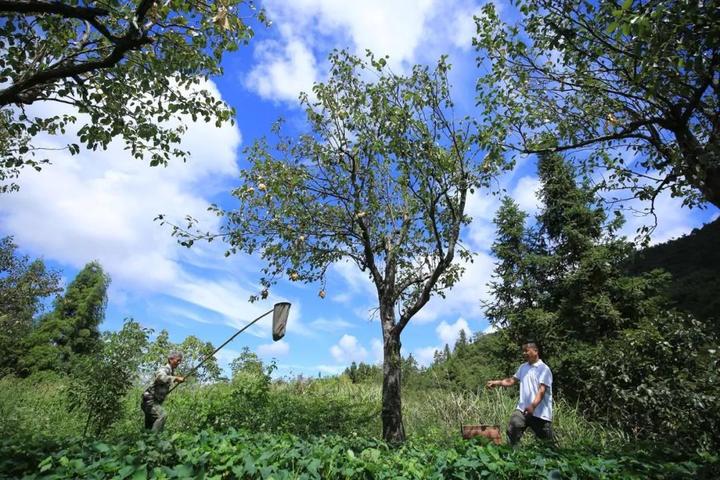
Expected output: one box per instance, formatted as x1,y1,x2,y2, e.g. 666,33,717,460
170,464,194,477
118,465,135,479
132,466,148,480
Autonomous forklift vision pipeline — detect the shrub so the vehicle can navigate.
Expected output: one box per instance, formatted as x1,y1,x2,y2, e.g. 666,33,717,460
2,429,716,479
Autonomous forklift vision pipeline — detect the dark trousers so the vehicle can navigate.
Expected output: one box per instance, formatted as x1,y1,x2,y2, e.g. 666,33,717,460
140,393,166,432
507,409,556,446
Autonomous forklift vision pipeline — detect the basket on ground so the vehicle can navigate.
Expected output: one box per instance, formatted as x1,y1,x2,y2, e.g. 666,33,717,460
461,424,502,444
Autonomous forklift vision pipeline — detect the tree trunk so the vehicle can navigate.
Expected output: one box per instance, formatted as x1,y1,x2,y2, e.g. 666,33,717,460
381,304,405,443
674,126,720,209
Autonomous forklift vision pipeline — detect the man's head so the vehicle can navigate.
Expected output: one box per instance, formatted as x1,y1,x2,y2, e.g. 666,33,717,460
521,341,540,364
168,351,183,369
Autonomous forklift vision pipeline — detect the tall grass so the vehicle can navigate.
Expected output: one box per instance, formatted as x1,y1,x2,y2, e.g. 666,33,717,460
1,373,626,449
0,373,84,443
403,386,627,448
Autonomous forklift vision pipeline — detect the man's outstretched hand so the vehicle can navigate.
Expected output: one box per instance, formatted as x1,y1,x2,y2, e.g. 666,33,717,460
175,376,185,383
486,380,498,389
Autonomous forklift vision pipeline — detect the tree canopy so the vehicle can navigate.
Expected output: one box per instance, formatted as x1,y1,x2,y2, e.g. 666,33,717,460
0,236,61,377
474,0,720,211
0,0,267,192
165,50,502,442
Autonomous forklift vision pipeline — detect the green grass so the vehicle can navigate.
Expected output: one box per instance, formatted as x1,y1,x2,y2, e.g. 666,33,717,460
0,374,629,447
1,374,712,479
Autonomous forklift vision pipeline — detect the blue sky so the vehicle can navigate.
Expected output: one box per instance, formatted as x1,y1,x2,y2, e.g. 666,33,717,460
1,0,718,378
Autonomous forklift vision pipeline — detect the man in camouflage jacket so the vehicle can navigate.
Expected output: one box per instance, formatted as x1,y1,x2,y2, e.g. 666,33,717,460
141,351,185,432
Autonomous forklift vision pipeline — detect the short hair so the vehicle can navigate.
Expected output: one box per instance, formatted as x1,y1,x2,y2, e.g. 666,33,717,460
168,351,184,361
522,340,539,352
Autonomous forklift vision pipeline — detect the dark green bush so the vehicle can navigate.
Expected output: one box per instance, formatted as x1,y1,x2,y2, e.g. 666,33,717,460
163,375,380,438
2,429,717,480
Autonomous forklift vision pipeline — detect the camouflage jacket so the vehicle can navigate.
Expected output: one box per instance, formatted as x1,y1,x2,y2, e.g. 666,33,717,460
144,364,176,403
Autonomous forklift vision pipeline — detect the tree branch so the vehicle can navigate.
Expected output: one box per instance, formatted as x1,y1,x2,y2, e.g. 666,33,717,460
0,33,152,106
521,117,667,155
0,0,109,21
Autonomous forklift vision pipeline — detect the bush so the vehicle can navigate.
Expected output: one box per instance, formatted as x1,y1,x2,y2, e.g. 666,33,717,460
2,429,716,479
161,375,381,438
0,372,83,444
563,313,720,450
261,379,380,437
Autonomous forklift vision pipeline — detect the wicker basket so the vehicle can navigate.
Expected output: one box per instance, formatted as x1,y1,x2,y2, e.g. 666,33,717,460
461,424,502,444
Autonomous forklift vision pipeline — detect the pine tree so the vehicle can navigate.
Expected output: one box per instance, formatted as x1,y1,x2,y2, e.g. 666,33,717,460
443,344,451,362
485,152,719,446
456,329,468,350
21,261,109,374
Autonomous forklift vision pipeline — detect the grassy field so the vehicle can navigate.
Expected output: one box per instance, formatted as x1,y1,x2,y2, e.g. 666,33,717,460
1,374,715,479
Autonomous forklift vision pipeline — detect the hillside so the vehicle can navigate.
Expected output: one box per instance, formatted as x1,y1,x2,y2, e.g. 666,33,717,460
628,217,720,327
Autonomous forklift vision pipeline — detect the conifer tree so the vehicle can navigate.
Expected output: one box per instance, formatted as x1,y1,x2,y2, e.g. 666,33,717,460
21,261,109,373
485,152,719,447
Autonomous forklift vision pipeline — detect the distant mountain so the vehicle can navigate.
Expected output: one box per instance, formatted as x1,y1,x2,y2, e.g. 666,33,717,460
628,217,720,329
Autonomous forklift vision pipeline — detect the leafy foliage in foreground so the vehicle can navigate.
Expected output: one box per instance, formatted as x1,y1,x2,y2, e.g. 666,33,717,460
1,429,716,480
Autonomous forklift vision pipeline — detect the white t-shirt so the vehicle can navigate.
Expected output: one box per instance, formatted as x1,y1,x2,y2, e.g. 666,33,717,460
513,359,553,421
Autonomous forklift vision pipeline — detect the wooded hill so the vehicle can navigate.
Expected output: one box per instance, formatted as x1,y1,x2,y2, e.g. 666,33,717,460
628,217,720,331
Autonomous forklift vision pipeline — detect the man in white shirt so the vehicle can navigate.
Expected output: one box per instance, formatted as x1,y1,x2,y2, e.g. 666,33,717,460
486,341,555,446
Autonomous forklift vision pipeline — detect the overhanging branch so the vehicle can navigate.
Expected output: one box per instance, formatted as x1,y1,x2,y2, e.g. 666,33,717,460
0,33,152,106
0,1,109,21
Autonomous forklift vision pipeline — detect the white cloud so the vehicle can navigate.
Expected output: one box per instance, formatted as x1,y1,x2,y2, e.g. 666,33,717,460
329,259,379,321
451,6,479,50
263,0,437,65
483,322,497,334
464,189,502,251
2,80,238,292
258,339,290,357
330,334,368,363
244,0,494,103
615,186,701,245
163,274,311,338
511,176,542,216
330,292,353,303
162,305,217,325
245,38,318,103
0,80,321,341
331,259,375,296
415,346,440,367
412,251,495,324
436,317,472,346
413,317,473,367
